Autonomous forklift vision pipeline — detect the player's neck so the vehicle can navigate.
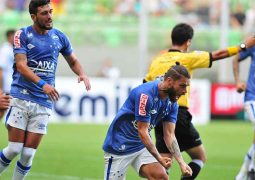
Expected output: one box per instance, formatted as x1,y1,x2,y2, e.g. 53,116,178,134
158,83,169,99
171,45,187,52
32,25,49,35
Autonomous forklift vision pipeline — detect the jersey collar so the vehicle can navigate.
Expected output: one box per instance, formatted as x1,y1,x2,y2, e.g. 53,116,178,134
168,49,181,52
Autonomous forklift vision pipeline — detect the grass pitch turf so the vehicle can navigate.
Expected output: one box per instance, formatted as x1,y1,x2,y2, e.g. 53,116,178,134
0,120,251,179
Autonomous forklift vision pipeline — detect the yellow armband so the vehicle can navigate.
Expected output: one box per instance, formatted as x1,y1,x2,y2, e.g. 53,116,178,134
227,46,239,56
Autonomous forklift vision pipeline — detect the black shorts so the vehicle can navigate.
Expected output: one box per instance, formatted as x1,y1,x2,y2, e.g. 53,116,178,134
155,107,202,153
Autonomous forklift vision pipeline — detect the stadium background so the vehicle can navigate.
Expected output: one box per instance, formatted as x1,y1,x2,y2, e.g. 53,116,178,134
0,0,255,179
0,0,252,79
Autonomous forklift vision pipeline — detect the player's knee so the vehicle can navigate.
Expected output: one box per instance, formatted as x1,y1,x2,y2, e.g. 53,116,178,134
199,153,206,163
202,155,207,163
20,147,36,166
154,171,168,180
3,142,23,159
147,169,168,180
193,154,206,164
190,147,207,163
160,171,169,180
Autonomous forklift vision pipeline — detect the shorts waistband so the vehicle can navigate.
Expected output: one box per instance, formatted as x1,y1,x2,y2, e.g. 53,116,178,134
179,106,188,110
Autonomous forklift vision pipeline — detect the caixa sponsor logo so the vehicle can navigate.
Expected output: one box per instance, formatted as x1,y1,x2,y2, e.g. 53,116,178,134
29,60,55,73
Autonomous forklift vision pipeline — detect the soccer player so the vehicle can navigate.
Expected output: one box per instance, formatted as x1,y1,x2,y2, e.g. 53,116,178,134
0,0,91,179
0,29,15,118
0,29,15,94
103,63,192,180
233,45,255,180
144,23,255,179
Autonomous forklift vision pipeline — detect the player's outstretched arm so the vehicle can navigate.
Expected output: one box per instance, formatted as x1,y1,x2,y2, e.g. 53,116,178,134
15,54,59,101
64,53,91,91
232,54,246,93
137,121,172,169
163,121,192,177
211,36,255,61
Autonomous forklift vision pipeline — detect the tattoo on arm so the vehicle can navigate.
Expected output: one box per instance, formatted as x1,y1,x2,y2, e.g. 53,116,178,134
169,138,181,158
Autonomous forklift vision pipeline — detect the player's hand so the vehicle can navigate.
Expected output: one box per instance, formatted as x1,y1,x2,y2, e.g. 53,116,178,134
179,162,193,177
158,156,172,169
236,82,246,93
42,84,59,101
244,36,255,48
0,91,11,110
78,74,91,91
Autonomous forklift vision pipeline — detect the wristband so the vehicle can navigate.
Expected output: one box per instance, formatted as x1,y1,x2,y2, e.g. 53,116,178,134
37,79,46,88
227,46,239,56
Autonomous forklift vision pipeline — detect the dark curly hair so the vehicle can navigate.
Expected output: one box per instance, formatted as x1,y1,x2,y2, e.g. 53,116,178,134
171,23,194,46
29,0,51,14
164,61,190,80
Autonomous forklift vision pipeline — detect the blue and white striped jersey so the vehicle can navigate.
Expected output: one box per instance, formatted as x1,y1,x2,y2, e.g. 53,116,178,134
11,25,72,108
103,80,178,155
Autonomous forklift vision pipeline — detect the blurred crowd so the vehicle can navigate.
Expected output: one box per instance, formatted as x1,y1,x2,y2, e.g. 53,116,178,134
0,0,65,15
0,0,255,37
96,0,255,33
1,0,254,30
0,0,27,12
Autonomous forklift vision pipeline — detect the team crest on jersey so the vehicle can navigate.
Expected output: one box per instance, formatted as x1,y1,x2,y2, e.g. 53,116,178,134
27,44,35,49
139,93,148,116
14,30,22,48
150,109,157,114
51,35,59,40
27,33,33,38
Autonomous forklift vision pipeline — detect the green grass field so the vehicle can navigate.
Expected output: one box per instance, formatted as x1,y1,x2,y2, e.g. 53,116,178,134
0,120,252,180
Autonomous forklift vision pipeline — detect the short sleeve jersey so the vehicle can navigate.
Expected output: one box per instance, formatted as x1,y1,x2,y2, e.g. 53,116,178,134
239,46,255,101
145,50,212,107
103,80,178,155
11,26,73,108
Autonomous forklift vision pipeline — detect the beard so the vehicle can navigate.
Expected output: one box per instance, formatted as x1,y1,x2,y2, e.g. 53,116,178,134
37,21,53,30
162,87,178,102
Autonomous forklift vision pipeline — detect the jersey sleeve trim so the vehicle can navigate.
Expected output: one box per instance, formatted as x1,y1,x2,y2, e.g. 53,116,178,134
61,49,73,56
135,116,151,122
14,50,27,55
209,52,213,68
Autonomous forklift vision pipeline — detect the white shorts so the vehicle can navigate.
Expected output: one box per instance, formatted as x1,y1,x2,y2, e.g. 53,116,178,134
244,101,255,125
5,98,51,134
104,148,158,180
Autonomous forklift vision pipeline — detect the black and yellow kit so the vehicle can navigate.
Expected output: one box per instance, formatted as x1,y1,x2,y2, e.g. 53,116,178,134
144,49,212,152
